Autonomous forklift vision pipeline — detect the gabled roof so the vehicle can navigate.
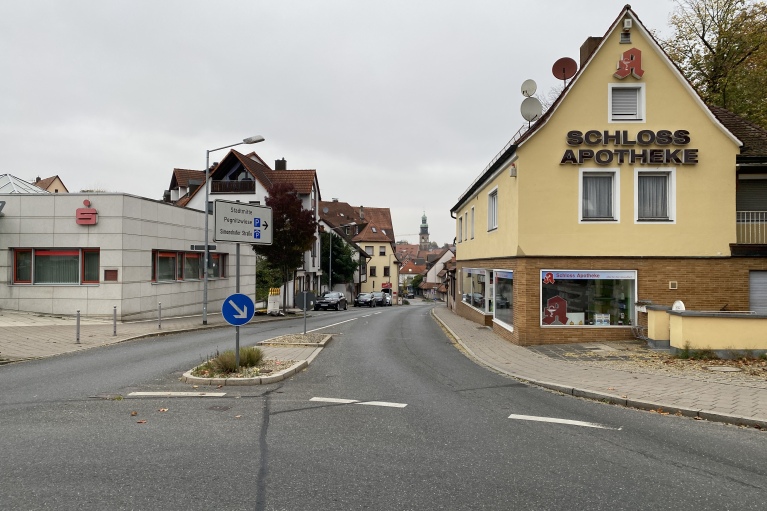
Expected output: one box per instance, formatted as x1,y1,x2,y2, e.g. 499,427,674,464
0,174,50,194
451,4,745,212
709,106,767,159
319,200,396,243
178,150,319,205
33,175,68,192
401,260,427,275
169,169,205,190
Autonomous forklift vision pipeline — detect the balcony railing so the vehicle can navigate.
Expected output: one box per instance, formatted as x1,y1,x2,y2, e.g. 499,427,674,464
211,180,255,194
736,211,767,244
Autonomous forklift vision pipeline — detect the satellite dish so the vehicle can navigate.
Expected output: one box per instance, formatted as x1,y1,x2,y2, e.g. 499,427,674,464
322,207,329,214
552,57,577,81
672,300,686,311
521,79,537,97
521,97,543,122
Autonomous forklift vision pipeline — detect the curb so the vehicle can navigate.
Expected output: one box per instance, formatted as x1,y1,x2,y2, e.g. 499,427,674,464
181,334,332,386
430,309,767,430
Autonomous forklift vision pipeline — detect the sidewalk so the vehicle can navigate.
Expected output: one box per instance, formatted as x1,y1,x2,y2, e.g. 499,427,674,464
0,309,306,363
431,306,767,429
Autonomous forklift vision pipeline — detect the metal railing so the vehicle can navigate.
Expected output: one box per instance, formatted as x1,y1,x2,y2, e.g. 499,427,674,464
736,211,767,244
211,180,255,194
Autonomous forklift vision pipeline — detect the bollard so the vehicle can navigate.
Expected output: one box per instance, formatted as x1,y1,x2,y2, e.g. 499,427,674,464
76,310,81,344
113,306,117,336
158,302,162,330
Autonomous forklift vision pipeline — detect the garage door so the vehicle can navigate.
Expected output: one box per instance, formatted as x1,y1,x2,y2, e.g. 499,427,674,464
749,271,767,313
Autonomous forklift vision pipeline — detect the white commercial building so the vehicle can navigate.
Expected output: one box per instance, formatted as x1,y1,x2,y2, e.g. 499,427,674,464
0,193,255,320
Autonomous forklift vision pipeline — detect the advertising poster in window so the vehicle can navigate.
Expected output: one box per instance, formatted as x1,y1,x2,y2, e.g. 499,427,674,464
541,270,636,327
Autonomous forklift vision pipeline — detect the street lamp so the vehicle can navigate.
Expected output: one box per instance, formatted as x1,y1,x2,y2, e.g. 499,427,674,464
202,135,265,324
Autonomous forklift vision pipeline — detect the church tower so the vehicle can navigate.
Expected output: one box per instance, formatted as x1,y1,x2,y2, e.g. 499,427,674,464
419,212,430,250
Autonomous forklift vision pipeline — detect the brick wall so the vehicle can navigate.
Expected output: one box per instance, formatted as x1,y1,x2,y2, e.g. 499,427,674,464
457,256,767,346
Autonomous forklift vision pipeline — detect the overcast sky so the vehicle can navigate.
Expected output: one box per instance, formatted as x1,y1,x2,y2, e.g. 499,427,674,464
0,0,676,245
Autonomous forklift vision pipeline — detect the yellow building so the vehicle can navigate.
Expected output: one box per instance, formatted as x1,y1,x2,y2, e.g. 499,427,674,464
451,6,767,345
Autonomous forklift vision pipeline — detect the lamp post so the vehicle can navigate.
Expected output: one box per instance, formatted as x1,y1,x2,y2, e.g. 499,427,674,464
202,135,265,325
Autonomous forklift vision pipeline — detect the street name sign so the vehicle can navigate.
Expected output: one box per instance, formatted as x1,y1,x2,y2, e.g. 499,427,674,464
213,199,273,245
222,293,255,326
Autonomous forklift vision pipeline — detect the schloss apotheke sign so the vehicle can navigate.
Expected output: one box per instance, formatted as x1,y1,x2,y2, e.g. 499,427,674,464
561,129,698,165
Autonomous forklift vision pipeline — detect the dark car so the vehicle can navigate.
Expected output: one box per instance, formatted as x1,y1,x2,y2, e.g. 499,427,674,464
314,291,347,311
372,291,387,306
354,293,376,307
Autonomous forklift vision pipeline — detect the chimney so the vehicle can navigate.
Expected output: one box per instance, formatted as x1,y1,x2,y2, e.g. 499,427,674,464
35,176,41,183
359,206,364,220
580,37,602,67
332,198,339,202
275,158,287,170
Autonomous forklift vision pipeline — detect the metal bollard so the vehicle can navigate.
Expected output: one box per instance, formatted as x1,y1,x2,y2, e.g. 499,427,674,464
113,306,117,336
158,302,162,330
76,310,81,344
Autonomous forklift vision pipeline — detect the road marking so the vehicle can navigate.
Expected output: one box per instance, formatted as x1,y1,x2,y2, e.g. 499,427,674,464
311,397,358,404
508,414,621,430
358,401,407,408
311,397,408,408
307,318,357,332
128,392,226,398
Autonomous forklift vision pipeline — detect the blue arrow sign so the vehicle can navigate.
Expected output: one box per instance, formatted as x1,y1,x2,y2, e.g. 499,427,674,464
221,293,255,326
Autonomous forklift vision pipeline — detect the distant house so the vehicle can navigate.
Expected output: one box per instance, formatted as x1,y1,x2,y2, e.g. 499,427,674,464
167,151,321,306
319,199,400,300
33,175,69,194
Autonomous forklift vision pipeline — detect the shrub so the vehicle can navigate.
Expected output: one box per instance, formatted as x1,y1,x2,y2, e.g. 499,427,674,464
194,346,264,376
675,342,718,360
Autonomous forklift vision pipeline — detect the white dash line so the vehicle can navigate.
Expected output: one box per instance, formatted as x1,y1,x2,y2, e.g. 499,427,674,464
128,392,226,398
307,318,357,333
311,397,359,404
311,397,407,408
508,414,621,430
358,401,408,408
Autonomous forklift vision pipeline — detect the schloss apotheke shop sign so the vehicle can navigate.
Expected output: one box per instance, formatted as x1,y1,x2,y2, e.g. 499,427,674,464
560,129,698,165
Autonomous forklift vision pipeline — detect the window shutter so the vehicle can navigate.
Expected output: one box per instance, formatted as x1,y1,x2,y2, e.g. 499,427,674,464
612,88,638,119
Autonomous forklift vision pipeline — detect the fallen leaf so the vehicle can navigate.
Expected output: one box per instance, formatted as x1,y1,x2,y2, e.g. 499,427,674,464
158,408,168,412
217,385,223,389
137,420,147,424
607,387,615,391
193,385,199,389
130,411,138,416
234,415,242,419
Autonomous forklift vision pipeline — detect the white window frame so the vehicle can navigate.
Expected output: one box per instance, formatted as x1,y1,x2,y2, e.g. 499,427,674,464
579,168,620,223
608,83,645,122
470,207,475,239
635,168,676,223
488,187,498,231
457,216,463,243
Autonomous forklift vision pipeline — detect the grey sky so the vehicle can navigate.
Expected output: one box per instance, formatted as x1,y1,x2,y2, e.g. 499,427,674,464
0,0,675,245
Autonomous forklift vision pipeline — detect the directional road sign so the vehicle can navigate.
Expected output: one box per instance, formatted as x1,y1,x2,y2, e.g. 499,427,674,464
213,199,273,245
221,293,255,326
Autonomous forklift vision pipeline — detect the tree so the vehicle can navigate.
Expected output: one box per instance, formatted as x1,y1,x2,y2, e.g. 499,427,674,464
319,231,356,290
660,0,767,127
254,182,317,310
411,273,424,294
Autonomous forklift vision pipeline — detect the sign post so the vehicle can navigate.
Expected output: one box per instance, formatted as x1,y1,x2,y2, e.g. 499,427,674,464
214,200,272,367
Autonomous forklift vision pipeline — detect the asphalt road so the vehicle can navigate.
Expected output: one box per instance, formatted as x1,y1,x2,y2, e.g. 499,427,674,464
1,302,765,510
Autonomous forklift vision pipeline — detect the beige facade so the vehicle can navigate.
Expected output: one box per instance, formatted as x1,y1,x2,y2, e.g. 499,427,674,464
451,6,767,345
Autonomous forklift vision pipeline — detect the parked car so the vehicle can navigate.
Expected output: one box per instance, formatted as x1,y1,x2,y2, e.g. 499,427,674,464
354,292,376,307
314,291,347,311
406,292,415,299
372,291,387,306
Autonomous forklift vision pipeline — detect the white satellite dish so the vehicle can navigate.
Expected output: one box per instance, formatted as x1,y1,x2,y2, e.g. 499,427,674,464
672,300,686,311
521,97,543,122
521,79,537,97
